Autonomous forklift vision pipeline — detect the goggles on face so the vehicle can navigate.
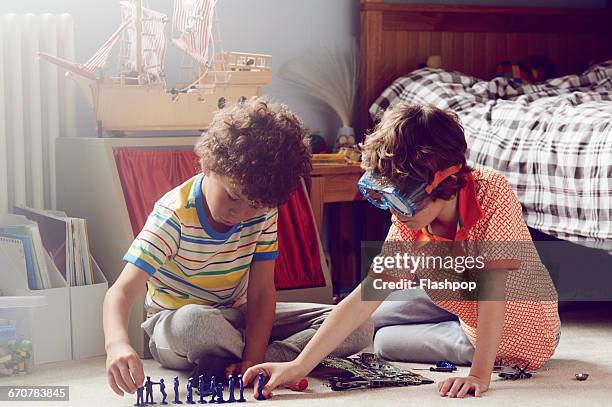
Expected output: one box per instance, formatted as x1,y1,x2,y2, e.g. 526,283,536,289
357,164,463,217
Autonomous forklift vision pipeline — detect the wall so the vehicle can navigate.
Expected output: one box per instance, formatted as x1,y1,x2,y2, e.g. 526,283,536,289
1,0,608,140
0,0,358,142
387,0,607,6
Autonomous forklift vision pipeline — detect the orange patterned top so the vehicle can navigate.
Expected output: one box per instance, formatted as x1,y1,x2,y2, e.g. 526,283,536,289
386,167,560,369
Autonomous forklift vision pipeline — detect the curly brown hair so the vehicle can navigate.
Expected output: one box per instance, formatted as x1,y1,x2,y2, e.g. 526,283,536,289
195,97,311,207
361,103,470,201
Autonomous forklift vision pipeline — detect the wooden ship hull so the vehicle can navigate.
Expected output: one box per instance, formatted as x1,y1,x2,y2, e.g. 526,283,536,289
72,61,272,132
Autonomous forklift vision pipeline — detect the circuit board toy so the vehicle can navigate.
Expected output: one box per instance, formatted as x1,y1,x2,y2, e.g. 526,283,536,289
317,353,434,391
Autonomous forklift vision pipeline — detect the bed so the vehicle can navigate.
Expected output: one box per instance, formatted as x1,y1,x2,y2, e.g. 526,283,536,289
359,1,612,249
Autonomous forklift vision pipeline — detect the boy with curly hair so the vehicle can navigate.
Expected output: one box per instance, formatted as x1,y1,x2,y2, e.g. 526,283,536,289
102,98,372,397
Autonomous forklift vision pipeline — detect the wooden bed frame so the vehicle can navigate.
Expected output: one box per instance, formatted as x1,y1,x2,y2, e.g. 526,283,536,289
359,0,612,134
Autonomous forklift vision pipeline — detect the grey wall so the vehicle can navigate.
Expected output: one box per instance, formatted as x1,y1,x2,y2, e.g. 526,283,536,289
387,0,606,6
1,0,358,141
1,0,607,140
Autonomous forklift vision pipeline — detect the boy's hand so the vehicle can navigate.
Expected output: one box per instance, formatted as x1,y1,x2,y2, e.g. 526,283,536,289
105,342,144,396
438,375,490,398
224,360,257,379
243,361,305,399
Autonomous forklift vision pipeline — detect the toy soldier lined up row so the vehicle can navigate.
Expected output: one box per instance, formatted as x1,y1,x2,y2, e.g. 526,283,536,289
135,373,261,406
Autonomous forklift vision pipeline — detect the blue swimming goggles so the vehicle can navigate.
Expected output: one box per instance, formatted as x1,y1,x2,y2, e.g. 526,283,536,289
358,164,463,217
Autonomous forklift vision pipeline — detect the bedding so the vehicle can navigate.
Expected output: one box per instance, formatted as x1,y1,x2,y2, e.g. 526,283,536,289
370,61,612,250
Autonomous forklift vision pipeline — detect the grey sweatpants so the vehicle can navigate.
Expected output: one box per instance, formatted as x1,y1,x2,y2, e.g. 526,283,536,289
142,302,374,370
371,289,475,365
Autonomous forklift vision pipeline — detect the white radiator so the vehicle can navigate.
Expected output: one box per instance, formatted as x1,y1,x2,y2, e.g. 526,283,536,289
0,14,77,214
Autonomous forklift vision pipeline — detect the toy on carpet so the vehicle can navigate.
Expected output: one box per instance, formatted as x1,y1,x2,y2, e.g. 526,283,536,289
186,377,194,404
413,360,458,373
198,375,206,404
575,373,589,381
315,352,434,391
216,382,225,403
285,378,309,392
173,376,182,404
208,375,217,403
135,374,254,406
256,372,266,400
228,375,236,402
237,374,247,402
498,363,533,380
159,378,168,405
145,376,156,404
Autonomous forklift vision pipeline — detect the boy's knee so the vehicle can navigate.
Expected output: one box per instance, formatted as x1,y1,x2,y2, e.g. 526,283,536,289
353,319,375,350
373,326,401,361
332,319,374,357
168,305,226,350
172,304,213,333
373,323,474,364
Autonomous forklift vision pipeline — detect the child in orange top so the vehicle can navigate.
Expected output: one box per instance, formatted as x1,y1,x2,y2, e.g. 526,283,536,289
243,103,560,399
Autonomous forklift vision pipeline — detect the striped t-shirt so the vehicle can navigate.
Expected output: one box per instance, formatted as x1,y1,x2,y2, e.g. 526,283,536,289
124,173,278,315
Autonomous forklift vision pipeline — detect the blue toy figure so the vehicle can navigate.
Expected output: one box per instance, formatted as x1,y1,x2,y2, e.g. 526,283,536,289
173,376,183,404
187,377,195,404
228,375,236,403
159,378,168,405
197,375,206,404
208,376,217,403
216,383,225,403
256,372,266,401
145,376,156,404
237,375,246,403
134,387,145,406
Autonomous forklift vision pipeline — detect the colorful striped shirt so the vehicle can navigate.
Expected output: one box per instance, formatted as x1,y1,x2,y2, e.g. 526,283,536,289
124,173,278,315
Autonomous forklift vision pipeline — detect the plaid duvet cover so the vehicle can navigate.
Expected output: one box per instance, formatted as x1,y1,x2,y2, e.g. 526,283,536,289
370,61,612,250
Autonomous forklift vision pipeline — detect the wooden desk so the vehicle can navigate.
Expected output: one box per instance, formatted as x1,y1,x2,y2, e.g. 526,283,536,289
308,164,364,233
307,164,364,296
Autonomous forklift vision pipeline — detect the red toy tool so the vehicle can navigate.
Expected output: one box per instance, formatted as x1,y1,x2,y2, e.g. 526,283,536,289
285,378,309,391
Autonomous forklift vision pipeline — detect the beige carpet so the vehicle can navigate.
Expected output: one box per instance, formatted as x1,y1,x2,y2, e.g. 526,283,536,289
3,303,611,407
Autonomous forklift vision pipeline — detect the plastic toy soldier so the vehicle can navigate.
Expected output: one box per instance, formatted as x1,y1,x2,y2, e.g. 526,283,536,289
159,378,168,405
228,375,236,403
187,377,195,404
237,374,246,403
208,376,217,403
145,376,156,404
173,376,183,404
216,383,225,403
256,372,266,400
134,387,145,406
197,375,206,404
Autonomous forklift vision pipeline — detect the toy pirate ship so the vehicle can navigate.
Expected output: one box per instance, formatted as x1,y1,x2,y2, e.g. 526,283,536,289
40,0,271,135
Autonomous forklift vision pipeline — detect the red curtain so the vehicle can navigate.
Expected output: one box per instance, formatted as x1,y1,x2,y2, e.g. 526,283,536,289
113,148,325,290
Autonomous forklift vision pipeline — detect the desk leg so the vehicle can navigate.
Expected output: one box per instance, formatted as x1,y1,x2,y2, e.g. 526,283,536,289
309,178,325,234
329,202,359,297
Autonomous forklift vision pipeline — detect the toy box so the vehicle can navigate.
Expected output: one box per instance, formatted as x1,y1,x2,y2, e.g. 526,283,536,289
0,294,45,376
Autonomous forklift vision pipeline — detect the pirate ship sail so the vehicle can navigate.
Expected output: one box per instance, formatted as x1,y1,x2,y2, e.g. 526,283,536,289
39,0,271,134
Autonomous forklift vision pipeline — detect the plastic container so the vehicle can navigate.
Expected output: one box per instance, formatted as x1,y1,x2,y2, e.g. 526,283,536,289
0,293,46,377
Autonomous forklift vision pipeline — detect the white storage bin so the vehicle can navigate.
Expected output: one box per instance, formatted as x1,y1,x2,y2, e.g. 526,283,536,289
0,293,45,377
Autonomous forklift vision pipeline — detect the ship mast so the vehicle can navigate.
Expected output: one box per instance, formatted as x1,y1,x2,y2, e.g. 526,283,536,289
135,0,144,74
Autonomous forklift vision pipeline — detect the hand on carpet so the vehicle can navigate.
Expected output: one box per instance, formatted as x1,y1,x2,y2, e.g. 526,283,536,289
438,375,490,398
243,361,305,399
105,342,144,396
